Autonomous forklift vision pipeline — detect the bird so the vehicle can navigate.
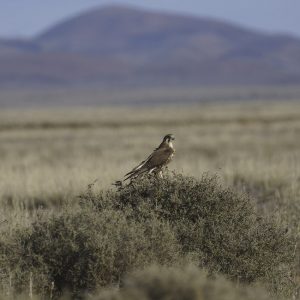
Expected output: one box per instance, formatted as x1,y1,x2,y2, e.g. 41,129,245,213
124,134,175,181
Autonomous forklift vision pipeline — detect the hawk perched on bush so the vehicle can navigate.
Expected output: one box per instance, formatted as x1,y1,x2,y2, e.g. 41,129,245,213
124,134,175,181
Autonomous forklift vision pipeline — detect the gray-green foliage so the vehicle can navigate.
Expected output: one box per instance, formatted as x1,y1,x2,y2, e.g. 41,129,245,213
0,207,180,298
89,174,294,293
0,173,294,298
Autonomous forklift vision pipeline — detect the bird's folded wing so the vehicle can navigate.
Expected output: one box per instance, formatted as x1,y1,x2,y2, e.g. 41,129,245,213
125,146,173,178
143,147,173,170
124,152,154,177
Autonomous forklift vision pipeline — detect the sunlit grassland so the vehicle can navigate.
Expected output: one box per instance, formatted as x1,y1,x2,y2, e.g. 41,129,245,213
1,101,300,219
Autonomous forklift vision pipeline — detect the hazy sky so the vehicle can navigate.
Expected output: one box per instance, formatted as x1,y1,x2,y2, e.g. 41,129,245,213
1,0,300,38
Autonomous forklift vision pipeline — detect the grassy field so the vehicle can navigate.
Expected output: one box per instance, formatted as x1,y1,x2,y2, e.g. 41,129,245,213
1,101,300,208
1,100,300,299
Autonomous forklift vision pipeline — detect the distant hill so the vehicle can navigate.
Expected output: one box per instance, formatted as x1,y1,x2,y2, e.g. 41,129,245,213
1,5,300,87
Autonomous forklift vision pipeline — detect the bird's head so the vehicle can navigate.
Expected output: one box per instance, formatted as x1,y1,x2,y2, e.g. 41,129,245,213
163,134,175,143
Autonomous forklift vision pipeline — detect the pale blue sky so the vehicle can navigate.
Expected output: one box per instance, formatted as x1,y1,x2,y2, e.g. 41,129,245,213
1,0,300,38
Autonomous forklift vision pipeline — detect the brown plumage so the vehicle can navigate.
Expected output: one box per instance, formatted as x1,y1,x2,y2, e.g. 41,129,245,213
124,134,175,181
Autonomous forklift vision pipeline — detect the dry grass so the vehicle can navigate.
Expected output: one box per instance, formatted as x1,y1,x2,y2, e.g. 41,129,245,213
1,101,300,210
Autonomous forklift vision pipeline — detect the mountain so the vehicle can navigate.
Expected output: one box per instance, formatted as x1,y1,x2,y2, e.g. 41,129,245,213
1,5,300,87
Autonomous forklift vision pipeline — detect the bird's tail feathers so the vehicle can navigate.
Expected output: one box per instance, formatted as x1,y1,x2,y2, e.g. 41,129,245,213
124,160,147,177
124,166,148,181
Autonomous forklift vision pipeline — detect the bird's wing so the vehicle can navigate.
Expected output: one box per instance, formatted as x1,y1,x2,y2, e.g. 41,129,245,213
124,143,174,180
124,144,169,177
124,152,154,177
142,147,174,170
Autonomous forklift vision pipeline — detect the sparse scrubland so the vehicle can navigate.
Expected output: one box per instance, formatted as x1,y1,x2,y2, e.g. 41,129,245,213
1,101,300,299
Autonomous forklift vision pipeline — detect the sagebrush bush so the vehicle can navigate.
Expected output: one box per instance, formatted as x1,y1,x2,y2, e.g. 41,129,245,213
0,173,294,298
0,207,180,298
94,265,271,300
83,173,294,294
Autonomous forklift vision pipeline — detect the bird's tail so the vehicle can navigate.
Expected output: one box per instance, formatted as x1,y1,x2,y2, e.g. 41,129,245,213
124,166,148,181
113,166,154,190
